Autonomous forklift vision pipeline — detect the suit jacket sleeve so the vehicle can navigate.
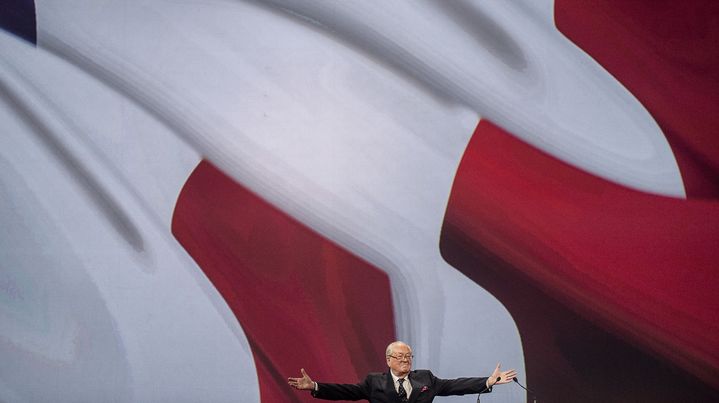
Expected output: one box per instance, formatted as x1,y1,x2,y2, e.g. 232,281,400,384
310,374,372,401
429,371,492,396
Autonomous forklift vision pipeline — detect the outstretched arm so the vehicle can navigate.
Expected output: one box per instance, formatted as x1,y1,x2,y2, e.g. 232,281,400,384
487,363,517,388
288,369,369,400
288,368,315,391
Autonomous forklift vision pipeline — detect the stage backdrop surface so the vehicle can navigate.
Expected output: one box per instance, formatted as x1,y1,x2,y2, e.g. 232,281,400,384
1,1,718,402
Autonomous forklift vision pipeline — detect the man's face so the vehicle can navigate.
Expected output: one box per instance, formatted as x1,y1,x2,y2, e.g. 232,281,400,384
386,343,412,377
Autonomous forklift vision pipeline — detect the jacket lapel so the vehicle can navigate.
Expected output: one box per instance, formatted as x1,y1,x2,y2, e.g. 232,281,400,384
407,373,422,403
385,372,400,401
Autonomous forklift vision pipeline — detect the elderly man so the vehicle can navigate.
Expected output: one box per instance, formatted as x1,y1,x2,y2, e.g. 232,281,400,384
288,341,517,402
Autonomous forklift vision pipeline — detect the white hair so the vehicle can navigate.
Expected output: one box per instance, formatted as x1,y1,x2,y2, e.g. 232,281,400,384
385,341,411,357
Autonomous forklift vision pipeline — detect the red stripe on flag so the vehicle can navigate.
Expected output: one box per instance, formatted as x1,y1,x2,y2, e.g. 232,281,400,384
441,121,719,402
556,0,719,198
172,161,396,402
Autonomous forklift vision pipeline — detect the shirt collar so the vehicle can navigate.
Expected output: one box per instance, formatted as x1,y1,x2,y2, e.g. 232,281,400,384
390,370,409,383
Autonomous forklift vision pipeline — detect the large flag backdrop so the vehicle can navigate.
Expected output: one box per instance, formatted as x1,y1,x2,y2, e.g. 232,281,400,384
1,1,717,402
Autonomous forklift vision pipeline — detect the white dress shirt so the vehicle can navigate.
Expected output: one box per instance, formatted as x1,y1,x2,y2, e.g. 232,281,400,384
390,371,412,397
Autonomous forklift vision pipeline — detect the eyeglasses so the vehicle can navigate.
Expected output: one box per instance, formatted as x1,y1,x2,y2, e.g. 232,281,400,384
387,354,413,361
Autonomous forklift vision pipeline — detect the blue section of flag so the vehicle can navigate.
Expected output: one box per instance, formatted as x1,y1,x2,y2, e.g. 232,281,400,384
0,0,36,44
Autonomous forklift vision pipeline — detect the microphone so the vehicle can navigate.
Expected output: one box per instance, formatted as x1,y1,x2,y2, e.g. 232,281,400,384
513,377,538,403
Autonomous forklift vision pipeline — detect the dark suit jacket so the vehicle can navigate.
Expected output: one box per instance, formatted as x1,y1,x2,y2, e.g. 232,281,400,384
311,369,491,402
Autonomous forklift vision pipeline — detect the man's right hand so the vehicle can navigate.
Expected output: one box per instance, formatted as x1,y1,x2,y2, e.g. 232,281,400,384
288,368,315,390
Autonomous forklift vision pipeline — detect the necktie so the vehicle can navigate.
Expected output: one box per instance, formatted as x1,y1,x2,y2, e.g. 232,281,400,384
397,378,408,402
